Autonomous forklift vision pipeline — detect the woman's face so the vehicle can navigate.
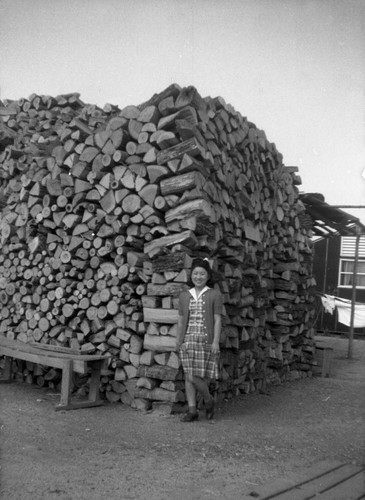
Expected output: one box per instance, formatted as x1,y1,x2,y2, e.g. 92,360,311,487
191,266,209,289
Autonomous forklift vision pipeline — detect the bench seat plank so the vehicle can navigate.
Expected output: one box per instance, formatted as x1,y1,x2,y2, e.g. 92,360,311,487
1,344,89,374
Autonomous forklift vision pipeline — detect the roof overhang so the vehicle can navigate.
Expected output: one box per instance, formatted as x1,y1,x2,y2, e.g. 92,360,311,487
299,193,365,238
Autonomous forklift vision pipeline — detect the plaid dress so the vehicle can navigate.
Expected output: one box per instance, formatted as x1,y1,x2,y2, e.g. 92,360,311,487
179,290,219,379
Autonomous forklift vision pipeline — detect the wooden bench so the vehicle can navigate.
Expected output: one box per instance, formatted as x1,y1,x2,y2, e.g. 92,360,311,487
0,336,108,411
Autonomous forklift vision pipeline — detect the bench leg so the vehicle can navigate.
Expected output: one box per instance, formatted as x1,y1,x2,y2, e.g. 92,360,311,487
88,360,102,403
55,359,105,411
0,356,13,383
56,359,73,410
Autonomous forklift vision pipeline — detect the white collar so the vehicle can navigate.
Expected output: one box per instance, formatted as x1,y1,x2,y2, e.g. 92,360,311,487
189,286,210,300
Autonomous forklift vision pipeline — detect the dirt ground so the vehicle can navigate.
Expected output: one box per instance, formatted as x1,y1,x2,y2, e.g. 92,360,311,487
0,335,364,500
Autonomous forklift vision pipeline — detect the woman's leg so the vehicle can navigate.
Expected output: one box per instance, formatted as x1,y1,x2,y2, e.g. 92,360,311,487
184,374,197,412
191,376,212,404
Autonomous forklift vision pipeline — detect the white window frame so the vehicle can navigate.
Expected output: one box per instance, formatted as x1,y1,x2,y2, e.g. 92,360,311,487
338,258,365,289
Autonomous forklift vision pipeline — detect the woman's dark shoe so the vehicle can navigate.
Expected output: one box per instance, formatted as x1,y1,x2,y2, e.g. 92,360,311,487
205,398,215,420
181,411,199,422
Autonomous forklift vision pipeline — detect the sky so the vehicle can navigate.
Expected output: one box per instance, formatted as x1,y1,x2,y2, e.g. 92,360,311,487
1,0,364,223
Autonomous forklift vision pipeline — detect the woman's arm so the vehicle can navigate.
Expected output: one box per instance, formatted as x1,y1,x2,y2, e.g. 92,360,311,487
211,313,221,353
175,315,185,350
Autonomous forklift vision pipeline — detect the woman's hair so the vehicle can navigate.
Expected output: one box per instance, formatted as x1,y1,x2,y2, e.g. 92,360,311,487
188,257,214,287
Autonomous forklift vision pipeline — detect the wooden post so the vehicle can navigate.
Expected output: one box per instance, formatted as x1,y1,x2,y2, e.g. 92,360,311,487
319,238,330,332
1,356,13,382
88,360,103,402
59,359,73,408
321,347,333,377
348,229,360,359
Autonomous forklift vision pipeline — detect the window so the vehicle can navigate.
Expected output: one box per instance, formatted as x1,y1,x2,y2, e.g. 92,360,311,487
338,259,365,288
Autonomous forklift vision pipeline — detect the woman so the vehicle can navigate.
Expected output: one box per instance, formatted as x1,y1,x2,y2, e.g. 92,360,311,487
176,258,223,422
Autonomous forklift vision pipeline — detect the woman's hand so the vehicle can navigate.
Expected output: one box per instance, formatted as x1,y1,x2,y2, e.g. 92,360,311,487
211,340,220,354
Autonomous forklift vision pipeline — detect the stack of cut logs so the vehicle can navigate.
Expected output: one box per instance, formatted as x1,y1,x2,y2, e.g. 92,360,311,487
0,84,317,411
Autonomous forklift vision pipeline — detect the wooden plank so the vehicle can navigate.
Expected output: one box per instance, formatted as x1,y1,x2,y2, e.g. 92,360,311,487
156,137,205,165
144,230,198,257
0,344,103,368
29,342,81,354
247,460,344,499
0,345,80,372
137,364,180,380
147,283,188,296
271,464,365,500
160,171,206,196
88,360,105,402
315,346,334,377
0,357,13,382
314,468,365,499
59,359,73,408
0,338,105,362
143,334,176,352
135,387,184,403
55,400,106,412
143,307,179,324
164,198,215,224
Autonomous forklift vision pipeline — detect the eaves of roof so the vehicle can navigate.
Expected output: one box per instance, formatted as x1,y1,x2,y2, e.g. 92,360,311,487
299,193,365,237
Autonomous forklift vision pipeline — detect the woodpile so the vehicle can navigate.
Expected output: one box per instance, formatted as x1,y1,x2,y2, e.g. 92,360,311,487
0,85,318,411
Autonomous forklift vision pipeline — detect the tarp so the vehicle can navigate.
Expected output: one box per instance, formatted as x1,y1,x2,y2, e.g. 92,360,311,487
320,294,365,328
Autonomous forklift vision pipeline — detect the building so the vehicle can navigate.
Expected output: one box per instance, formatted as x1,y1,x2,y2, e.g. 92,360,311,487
313,235,365,334
299,193,365,336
